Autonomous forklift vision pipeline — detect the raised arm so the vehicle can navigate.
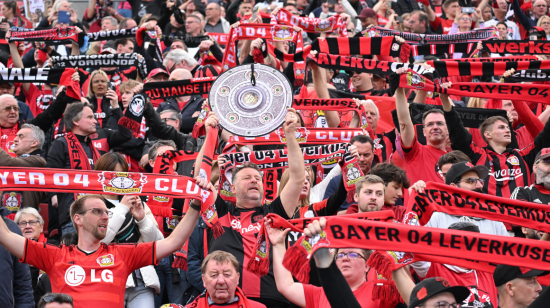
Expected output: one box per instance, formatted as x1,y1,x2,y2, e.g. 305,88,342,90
311,52,340,128
267,219,306,307
6,30,29,94
394,70,415,148
279,109,306,218
0,217,26,259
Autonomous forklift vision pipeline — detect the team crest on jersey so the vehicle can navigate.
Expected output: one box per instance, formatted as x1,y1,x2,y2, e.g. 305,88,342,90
271,26,293,41
2,192,22,212
406,72,426,90
301,231,330,253
403,211,420,226
388,250,414,265
507,156,520,166
96,254,115,267
345,163,361,184
99,172,147,194
276,127,310,143
315,19,332,32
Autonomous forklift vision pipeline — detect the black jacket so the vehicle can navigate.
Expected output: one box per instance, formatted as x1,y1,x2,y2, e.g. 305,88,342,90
156,95,205,134
392,0,422,16
0,207,34,308
46,119,133,227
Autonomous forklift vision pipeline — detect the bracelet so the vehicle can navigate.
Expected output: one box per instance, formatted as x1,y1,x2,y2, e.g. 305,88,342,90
189,200,201,211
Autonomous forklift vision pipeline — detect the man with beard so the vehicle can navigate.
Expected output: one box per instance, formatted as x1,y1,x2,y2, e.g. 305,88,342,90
511,148,550,205
409,161,509,236
0,194,202,308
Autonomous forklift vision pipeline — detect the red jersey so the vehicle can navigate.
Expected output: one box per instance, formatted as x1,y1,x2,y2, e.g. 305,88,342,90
20,239,158,308
425,263,497,308
401,136,446,184
303,275,393,308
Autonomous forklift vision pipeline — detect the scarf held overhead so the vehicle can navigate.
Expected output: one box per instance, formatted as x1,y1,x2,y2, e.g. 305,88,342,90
51,53,140,68
363,26,499,44
405,181,550,233
142,77,215,100
9,26,78,42
394,70,550,101
0,167,209,200
277,215,550,283
87,27,138,42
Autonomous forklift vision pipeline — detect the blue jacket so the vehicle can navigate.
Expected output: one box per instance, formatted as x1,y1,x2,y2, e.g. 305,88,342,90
187,217,207,297
0,207,34,308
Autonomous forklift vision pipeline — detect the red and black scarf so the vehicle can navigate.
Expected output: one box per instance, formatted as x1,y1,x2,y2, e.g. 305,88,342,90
9,26,79,43
363,26,499,45
392,70,550,102
142,77,215,100
270,8,347,37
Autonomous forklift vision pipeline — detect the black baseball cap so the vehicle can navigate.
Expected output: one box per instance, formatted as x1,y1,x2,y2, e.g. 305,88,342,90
410,277,470,307
493,265,550,287
445,161,489,185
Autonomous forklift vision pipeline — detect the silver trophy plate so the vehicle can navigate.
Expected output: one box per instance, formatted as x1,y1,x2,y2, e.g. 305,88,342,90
209,63,293,137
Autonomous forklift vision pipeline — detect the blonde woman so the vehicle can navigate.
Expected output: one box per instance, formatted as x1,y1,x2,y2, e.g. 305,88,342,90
537,15,550,40
86,70,120,129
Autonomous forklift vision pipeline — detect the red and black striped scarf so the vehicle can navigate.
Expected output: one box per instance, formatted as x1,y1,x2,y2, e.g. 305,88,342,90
272,36,411,64
363,26,499,44
392,69,550,102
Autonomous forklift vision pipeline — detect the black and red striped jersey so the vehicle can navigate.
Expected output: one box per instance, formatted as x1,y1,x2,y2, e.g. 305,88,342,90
444,107,550,198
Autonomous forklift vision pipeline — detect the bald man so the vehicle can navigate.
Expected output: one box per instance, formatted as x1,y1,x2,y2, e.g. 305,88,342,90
155,69,206,134
205,3,230,33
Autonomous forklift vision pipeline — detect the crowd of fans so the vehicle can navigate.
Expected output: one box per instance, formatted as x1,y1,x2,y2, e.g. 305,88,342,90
0,0,549,307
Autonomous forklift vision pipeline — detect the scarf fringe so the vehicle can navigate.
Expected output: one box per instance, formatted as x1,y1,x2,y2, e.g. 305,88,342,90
172,253,188,270
367,251,393,279
282,243,311,283
372,283,402,305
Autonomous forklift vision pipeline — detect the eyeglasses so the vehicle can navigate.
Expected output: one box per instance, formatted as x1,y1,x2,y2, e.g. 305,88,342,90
78,208,109,217
18,220,40,227
2,105,19,112
335,252,366,260
459,177,485,185
162,117,177,122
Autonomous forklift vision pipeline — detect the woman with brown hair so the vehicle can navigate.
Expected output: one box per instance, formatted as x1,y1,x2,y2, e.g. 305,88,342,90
1,1,32,28
95,152,163,308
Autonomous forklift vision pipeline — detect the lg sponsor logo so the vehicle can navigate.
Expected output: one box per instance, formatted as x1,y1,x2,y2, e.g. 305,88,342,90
64,265,114,286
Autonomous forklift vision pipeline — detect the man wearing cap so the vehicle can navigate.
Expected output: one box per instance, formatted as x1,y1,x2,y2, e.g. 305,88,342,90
356,8,378,29
409,161,509,236
493,265,549,308
393,273,470,308
511,148,550,205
